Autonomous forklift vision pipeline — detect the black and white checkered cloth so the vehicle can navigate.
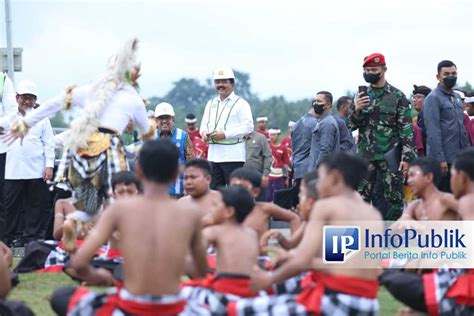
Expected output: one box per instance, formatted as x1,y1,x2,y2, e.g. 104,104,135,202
68,287,209,316
228,291,379,316
273,272,308,295
425,268,474,316
181,285,239,315
54,134,128,214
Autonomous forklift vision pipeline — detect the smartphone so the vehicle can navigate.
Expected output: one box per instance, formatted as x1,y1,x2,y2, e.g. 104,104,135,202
358,85,368,98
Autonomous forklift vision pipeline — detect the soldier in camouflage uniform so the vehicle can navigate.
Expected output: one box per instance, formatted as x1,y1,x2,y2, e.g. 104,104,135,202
349,53,417,220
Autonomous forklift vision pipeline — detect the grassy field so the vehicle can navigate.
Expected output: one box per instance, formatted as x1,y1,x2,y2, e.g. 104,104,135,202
7,265,403,316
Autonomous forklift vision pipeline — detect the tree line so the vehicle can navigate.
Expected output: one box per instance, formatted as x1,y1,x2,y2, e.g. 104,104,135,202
50,71,474,131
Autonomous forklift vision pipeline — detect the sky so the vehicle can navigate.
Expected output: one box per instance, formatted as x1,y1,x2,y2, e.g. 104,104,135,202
1,0,473,103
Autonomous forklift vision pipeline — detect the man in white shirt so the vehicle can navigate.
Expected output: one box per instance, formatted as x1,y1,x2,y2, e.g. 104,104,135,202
200,67,254,189
0,80,54,246
0,74,16,242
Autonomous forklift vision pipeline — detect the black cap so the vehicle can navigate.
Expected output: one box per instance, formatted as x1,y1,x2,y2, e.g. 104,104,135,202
413,85,431,97
186,113,196,120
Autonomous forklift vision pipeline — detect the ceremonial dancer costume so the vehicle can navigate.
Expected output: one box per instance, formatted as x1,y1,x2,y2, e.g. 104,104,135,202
8,38,154,216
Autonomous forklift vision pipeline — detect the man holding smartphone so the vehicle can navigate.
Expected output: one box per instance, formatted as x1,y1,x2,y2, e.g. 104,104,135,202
348,53,416,220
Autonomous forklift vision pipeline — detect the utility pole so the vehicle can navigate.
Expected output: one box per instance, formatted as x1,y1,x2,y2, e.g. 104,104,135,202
4,0,14,83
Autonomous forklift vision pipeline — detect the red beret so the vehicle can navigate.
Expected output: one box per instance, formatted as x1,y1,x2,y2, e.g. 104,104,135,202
363,53,386,67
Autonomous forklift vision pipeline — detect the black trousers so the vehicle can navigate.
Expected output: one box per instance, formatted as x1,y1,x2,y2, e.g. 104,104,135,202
210,162,244,189
438,163,452,193
2,178,45,242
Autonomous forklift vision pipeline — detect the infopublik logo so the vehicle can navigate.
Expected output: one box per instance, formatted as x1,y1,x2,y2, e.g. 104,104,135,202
324,226,360,263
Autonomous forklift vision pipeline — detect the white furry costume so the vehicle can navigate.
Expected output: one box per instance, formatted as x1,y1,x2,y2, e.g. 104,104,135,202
9,38,154,214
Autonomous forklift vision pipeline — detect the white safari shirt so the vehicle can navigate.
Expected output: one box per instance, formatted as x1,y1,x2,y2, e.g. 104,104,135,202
200,92,253,163
0,111,55,180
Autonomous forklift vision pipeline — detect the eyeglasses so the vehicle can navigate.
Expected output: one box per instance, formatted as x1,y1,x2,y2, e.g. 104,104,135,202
157,116,173,121
19,94,37,102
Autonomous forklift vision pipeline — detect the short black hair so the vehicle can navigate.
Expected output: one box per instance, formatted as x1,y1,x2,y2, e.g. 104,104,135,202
111,171,141,193
186,113,196,120
453,148,474,181
138,139,179,183
185,158,212,176
437,60,457,74
230,167,262,188
319,152,368,190
317,91,333,104
410,157,442,186
219,186,255,223
336,96,352,111
302,170,318,200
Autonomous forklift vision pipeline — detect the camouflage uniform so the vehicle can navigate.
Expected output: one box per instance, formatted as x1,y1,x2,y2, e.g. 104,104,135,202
349,82,416,220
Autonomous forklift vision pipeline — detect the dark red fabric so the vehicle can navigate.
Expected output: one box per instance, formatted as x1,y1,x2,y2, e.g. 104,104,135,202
69,286,186,316
295,272,379,314
105,247,122,259
466,118,474,145
281,136,292,152
423,272,439,316
67,287,90,313
187,129,201,141
363,53,386,67
192,137,208,159
446,270,474,306
413,123,424,157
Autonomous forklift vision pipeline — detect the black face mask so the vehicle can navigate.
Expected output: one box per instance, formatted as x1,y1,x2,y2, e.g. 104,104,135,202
312,102,325,114
443,76,457,89
363,72,381,84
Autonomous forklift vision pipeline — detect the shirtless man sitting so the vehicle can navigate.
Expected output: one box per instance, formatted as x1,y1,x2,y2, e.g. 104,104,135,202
178,159,220,223
229,152,382,316
399,157,458,222
382,149,474,315
50,139,208,316
62,171,141,254
183,186,271,314
229,167,301,239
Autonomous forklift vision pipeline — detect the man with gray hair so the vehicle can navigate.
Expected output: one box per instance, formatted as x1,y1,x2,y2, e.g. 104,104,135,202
0,80,54,246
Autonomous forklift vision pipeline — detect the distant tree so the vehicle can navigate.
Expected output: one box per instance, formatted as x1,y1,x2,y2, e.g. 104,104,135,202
163,78,214,114
458,82,473,94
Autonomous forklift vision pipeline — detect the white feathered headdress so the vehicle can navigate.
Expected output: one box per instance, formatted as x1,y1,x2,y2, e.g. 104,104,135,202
65,38,140,150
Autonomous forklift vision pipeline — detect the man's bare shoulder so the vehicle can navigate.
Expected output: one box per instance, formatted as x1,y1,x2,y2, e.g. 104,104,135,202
439,192,457,206
178,195,192,202
311,195,381,221
256,202,286,213
459,194,474,220
253,202,267,213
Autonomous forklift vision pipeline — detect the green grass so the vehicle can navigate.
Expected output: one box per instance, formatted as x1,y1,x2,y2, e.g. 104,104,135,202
7,267,403,315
